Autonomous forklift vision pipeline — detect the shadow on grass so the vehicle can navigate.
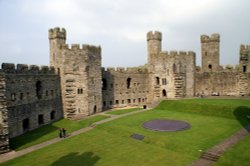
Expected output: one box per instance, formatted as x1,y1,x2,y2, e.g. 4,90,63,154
9,123,59,150
233,106,250,132
51,152,100,166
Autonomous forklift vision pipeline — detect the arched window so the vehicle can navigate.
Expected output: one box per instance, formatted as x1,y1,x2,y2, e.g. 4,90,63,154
127,78,131,89
208,64,212,69
162,89,167,97
50,110,56,120
36,81,42,99
156,77,160,85
102,78,107,90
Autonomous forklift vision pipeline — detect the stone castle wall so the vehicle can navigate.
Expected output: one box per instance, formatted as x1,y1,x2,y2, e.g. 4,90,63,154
102,67,149,109
0,71,9,153
0,63,63,138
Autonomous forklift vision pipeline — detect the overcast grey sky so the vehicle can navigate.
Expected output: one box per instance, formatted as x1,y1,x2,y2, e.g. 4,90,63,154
0,0,249,67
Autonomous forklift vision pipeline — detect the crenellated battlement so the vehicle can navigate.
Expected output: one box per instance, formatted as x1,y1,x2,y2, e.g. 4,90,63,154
200,33,220,43
49,27,66,40
103,66,148,74
240,44,250,55
159,50,195,57
147,31,162,41
0,63,56,74
60,44,101,54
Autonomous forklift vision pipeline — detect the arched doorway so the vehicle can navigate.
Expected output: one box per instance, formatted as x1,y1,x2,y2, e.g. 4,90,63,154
22,118,30,131
50,110,56,120
162,89,167,97
93,105,97,114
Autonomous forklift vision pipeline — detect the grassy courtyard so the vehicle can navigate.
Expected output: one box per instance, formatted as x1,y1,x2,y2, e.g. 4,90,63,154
2,98,250,166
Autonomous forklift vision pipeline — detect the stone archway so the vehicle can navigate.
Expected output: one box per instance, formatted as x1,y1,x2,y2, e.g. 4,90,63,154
162,89,167,97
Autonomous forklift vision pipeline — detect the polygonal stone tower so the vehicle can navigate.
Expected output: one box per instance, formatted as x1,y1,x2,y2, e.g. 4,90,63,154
147,31,162,65
49,27,102,119
200,34,220,72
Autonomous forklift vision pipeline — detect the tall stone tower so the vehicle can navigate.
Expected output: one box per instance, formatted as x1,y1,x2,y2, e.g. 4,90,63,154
49,27,66,68
200,34,220,72
147,31,162,65
238,45,250,96
49,27,102,119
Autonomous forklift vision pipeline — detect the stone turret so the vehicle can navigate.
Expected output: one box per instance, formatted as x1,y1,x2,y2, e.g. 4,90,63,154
239,44,250,73
147,31,162,64
49,27,66,68
201,33,220,72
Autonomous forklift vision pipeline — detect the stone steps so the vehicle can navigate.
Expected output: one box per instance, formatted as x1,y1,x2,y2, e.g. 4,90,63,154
200,152,220,161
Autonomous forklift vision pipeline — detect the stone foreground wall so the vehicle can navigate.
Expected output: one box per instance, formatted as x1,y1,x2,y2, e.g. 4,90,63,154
0,72,9,153
1,63,63,138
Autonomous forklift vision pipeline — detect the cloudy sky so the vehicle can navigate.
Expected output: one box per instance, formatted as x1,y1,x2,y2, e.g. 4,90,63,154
0,0,249,67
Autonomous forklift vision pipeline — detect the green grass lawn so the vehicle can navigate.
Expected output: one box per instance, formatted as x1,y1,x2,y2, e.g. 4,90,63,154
2,98,250,166
105,107,142,115
9,115,109,151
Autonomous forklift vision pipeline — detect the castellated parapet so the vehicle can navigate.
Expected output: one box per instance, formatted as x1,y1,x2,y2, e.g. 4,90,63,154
102,67,148,74
0,63,56,74
147,31,162,41
49,27,66,40
60,44,101,55
200,33,220,43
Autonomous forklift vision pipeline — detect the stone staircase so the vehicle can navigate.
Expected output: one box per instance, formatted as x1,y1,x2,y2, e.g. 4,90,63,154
238,73,249,96
200,152,220,161
147,99,163,109
64,78,77,119
174,73,186,98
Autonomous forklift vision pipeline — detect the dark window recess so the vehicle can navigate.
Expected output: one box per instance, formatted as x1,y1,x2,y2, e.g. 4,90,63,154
103,101,106,107
208,64,212,69
127,99,131,103
38,114,44,125
127,78,131,89
122,100,124,104
102,78,107,90
156,77,160,85
20,93,23,100
243,66,247,73
93,105,97,113
22,118,30,131
50,111,56,120
162,89,167,97
36,81,42,99
116,100,119,104
138,98,141,103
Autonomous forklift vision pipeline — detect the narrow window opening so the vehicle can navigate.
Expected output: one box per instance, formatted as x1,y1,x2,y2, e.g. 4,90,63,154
127,78,131,89
156,77,160,85
102,78,107,90
36,81,42,99
243,66,247,73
